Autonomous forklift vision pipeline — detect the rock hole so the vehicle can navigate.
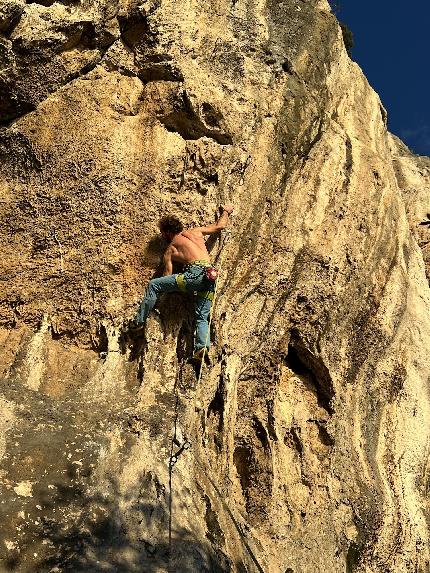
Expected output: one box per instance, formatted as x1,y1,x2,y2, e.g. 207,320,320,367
252,417,270,452
159,91,233,145
201,102,222,128
316,422,334,447
208,376,225,434
233,444,252,495
118,8,150,50
284,426,303,454
92,324,108,354
346,541,362,573
203,494,225,546
60,22,98,52
137,59,184,82
286,337,334,414
284,346,308,377
176,322,193,363
281,59,294,74
161,111,232,144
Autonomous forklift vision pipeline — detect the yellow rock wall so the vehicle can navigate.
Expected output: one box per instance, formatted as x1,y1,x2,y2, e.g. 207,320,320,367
1,1,430,572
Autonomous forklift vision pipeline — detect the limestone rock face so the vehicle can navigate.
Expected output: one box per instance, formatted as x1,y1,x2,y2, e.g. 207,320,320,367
389,133,430,281
1,1,430,572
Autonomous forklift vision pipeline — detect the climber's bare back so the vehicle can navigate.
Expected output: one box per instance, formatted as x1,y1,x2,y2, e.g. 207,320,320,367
161,205,233,274
169,230,210,265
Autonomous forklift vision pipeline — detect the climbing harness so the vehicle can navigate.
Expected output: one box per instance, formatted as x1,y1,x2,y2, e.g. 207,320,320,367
175,259,218,292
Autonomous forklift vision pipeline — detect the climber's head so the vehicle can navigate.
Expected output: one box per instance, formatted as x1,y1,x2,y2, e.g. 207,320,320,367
159,215,184,241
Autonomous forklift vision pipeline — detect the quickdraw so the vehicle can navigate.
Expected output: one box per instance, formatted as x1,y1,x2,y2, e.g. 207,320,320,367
169,438,192,467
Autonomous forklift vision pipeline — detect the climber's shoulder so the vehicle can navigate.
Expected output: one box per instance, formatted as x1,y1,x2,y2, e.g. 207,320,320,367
180,229,204,241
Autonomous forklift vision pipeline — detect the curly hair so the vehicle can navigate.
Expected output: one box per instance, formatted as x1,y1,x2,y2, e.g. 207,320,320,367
158,215,184,235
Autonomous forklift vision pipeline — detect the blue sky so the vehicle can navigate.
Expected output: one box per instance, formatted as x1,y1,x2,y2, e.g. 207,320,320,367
336,2,430,156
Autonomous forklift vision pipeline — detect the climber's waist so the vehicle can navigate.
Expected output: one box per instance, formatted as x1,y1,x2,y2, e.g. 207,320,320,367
179,260,218,286
183,259,211,271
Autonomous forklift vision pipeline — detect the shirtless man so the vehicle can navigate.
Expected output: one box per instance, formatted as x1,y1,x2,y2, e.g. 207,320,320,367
130,205,234,361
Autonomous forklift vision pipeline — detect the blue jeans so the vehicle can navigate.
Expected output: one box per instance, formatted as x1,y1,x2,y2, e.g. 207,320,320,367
134,264,216,352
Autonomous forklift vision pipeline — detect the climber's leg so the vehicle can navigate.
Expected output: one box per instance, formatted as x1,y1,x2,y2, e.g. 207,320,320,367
134,274,183,323
193,291,213,354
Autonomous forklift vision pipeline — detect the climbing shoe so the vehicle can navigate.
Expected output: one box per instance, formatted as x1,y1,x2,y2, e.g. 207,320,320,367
127,320,145,333
192,347,211,366
121,319,145,339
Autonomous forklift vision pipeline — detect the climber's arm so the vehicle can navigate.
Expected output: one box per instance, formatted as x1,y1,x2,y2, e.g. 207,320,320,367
163,246,173,276
192,204,234,235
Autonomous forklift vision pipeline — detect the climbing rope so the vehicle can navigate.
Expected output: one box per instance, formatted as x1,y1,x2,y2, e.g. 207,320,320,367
168,358,189,562
190,227,267,573
167,228,231,563
195,228,232,387
168,384,178,559
193,452,266,573
166,222,266,572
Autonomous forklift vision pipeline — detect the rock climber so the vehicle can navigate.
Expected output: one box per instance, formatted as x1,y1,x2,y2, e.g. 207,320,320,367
125,205,234,362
